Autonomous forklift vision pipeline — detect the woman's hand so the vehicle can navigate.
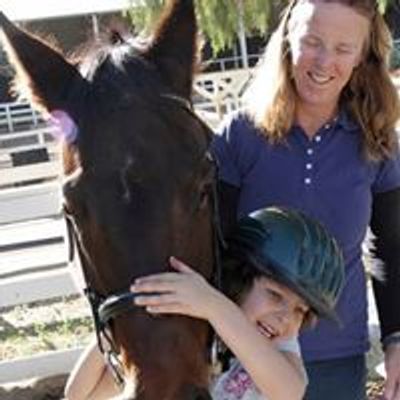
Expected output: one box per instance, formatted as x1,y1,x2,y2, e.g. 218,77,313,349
130,256,226,321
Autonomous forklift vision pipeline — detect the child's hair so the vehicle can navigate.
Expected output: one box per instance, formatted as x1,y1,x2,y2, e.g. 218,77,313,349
221,256,257,305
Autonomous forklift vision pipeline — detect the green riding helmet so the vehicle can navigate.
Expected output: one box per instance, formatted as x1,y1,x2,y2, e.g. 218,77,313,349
228,207,345,321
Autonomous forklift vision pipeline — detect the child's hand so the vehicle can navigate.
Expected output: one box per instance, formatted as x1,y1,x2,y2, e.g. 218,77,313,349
130,256,225,321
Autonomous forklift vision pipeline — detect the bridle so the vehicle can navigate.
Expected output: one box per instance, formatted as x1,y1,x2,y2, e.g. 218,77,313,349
64,93,226,386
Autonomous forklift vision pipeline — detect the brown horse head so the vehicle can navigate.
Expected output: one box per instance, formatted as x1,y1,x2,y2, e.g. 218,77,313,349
0,2,216,398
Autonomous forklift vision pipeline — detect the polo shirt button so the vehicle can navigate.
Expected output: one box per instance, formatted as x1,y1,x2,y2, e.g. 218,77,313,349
307,148,313,155
315,135,321,142
306,163,313,170
324,124,331,130
304,178,311,184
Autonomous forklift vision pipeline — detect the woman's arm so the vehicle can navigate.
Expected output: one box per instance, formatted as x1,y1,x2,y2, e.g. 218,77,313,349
370,188,400,338
132,257,307,400
370,187,400,400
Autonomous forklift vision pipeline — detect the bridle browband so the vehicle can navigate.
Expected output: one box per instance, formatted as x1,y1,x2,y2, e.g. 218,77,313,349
64,93,226,386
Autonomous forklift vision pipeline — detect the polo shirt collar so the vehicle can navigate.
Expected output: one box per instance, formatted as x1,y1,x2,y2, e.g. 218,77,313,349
291,107,359,135
336,108,359,133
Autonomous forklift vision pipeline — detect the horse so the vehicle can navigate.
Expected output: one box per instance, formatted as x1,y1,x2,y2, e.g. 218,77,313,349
0,1,218,399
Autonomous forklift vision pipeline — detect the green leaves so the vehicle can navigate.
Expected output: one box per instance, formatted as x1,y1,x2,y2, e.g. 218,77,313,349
125,0,274,55
377,0,390,14
124,0,165,34
124,0,396,56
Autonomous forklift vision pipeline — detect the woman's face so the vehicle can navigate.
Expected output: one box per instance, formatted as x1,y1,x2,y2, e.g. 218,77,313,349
240,277,310,342
288,0,370,113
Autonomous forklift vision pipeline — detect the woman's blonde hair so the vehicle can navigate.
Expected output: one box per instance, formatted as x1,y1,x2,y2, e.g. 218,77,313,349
244,0,400,160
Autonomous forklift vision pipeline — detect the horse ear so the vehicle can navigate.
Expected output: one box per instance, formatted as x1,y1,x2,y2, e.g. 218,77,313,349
0,12,84,116
145,0,198,99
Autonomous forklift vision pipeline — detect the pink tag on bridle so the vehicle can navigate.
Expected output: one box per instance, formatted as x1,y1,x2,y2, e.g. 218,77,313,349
49,110,78,143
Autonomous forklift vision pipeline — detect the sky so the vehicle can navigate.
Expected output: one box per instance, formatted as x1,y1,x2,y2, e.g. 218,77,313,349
0,0,132,21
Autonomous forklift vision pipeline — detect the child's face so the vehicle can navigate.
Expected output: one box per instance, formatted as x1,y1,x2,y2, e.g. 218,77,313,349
240,277,310,342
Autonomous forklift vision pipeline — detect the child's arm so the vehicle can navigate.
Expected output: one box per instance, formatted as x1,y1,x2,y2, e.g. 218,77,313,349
64,338,120,400
277,341,308,386
203,289,306,400
132,257,307,400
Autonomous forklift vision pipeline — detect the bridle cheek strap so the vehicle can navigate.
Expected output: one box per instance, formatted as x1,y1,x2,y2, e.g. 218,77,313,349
64,210,125,387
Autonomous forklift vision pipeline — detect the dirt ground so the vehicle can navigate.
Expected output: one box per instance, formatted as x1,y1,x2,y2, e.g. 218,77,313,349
0,296,90,400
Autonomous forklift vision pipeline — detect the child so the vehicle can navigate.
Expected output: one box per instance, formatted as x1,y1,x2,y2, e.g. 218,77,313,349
65,207,344,400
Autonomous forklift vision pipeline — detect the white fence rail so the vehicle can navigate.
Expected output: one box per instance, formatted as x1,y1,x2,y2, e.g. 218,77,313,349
0,99,82,383
0,348,84,385
0,217,81,307
194,69,252,128
0,216,85,384
0,103,63,226
0,102,45,133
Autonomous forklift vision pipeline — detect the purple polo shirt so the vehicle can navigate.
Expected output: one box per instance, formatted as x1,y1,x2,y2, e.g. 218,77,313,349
212,111,400,361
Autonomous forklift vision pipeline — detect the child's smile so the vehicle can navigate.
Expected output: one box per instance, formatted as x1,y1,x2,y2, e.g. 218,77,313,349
241,277,310,342
256,321,279,340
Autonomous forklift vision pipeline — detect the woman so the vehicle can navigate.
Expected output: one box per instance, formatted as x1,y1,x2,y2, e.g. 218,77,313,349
212,1,400,399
